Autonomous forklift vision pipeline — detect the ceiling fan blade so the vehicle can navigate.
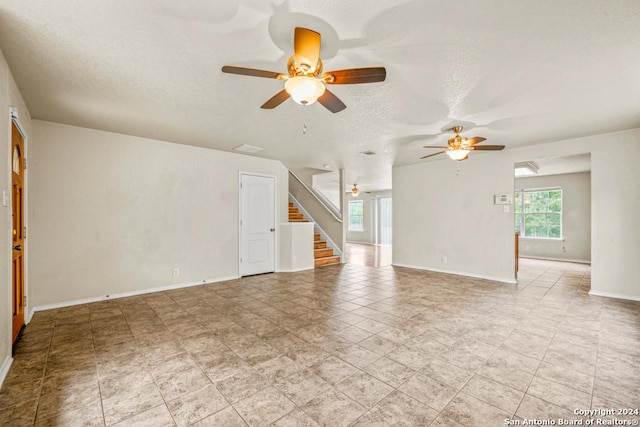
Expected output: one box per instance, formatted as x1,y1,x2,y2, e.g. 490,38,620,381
317,89,347,113
222,66,284,79
422,145,448,149
420,151,445,159
261,90,291,109
469,145,505,151
323,67,387,84
467,137,486,145
294,27,321,70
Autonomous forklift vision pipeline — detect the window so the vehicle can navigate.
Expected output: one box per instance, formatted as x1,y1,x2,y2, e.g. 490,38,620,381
349,200,364,231
515,188,562,238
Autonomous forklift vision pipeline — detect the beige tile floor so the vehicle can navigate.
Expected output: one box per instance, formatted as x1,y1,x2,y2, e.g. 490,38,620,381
1,259,639,426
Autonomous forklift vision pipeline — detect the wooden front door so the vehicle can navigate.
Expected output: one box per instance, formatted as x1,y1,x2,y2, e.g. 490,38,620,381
11,121,25,344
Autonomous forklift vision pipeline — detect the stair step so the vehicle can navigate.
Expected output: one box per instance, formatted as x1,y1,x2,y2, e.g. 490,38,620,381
314,241,327,249
314,233,321,241
288,207,299,213
288,202,294,207
315,255,341,267
314,248,334,258
289,218,309,222
289,213,304,220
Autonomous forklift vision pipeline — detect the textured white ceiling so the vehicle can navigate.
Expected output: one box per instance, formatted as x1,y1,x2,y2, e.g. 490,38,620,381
1,0,639,191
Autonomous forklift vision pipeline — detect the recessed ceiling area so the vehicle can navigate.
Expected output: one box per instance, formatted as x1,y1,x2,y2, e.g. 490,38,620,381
514,153,591,178
0,1,638,191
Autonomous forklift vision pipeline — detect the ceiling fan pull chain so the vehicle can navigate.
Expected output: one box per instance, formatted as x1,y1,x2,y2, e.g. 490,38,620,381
302,103,309,135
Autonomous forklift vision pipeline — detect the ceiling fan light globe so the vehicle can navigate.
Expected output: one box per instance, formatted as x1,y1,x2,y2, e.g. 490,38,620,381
284,76,325,105
446,148,470,161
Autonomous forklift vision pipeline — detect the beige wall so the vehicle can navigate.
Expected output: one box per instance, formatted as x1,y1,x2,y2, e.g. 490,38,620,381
29,120,288,309
393,152,516,282
516,172,591,263
0,49,32,380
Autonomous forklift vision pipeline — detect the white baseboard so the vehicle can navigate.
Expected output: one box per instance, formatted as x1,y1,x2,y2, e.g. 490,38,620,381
277,267,314,273
392,263,517,284
520,255,591,265
0,355,13,388
588,289,640,302
29,275,240,317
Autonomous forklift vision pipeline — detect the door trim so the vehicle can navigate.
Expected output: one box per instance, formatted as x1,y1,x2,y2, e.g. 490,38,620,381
7,107,29,337
238,171,278,276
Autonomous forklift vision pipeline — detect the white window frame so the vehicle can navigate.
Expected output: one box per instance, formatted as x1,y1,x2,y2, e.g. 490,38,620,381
348,200,364,232
515,187,563,240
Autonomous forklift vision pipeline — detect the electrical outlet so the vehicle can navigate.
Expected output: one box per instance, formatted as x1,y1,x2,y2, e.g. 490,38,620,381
441,256,447,264
173,268,179,277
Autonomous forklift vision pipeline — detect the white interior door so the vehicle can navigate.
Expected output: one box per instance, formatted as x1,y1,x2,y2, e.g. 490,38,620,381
240,173,275,276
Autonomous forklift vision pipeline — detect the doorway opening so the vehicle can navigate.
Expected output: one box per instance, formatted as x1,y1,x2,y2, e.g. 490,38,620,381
345,194,392,267
513,154,591,282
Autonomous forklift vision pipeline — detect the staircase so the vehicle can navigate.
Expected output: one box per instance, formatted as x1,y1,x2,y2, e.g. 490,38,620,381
289,202,341,267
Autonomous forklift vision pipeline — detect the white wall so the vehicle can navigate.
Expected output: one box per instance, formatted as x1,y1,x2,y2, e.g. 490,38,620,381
393,153,516,282
279,223,314,272
393,129,640,299
516,172,591,263
312,170,341,210
29,120,288,309
0,48,32,383
591,145,640,300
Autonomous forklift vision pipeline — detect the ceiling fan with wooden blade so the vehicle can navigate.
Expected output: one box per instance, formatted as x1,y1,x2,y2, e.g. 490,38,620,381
467,145,505,151
420,126,504,161
420,151,445,159
222,27,386,113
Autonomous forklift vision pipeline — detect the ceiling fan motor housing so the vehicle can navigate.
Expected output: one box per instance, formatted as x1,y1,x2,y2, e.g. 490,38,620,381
288,55,323,77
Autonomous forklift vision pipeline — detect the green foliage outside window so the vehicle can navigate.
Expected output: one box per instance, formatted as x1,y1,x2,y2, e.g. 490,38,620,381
515,189,562,238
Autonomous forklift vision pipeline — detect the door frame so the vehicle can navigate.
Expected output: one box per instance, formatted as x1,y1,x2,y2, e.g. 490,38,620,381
375,196,392,246
238,171,278,276
7,107,29,341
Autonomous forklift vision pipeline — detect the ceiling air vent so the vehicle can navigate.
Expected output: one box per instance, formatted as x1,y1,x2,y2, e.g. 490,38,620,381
233,144,264,153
